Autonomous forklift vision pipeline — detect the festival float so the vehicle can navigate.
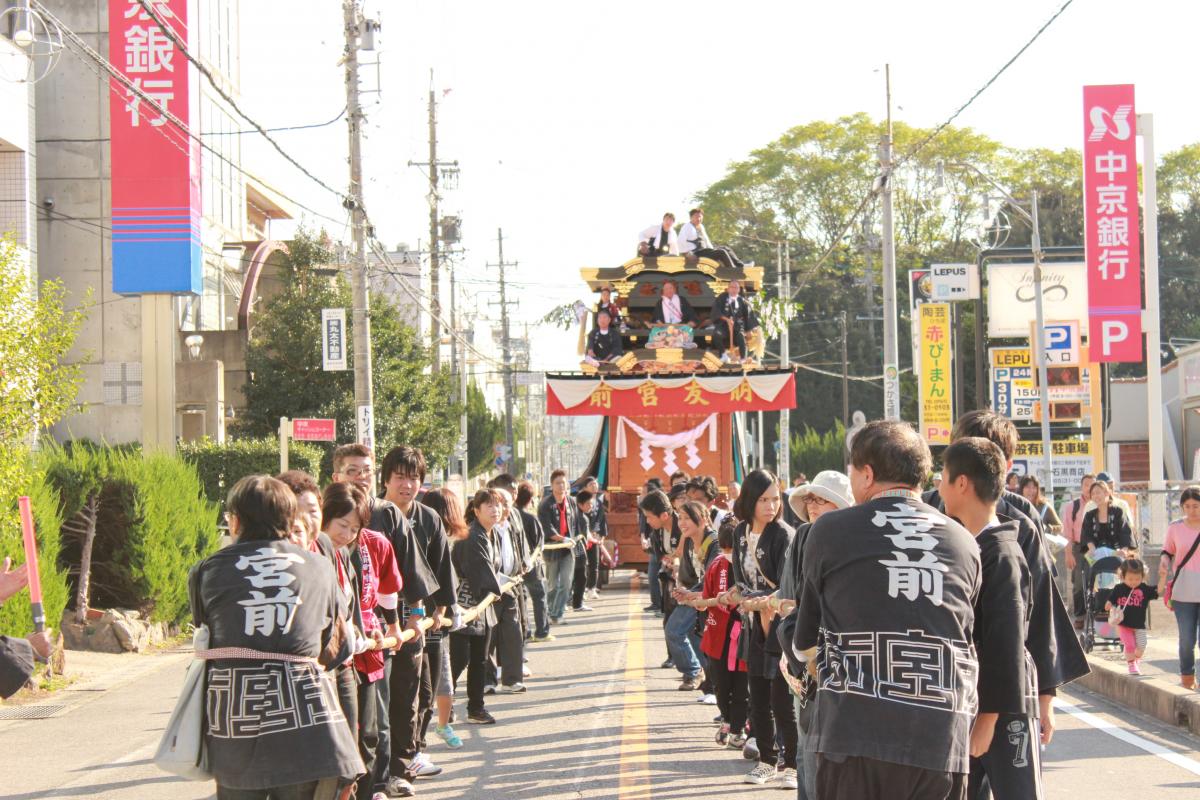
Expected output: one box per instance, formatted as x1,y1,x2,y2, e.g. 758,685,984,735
545,254,797,568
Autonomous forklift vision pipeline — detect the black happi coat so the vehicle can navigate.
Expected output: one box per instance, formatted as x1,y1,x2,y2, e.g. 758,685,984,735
371,497,439,612
795,496,981,775
975,521,1034,716
0,636,35,699
713,292,752,329
730,518,794,678
925,488,1089,693
190,539,363,789
519,507,545,559
450,522,504,636
587,326,624,361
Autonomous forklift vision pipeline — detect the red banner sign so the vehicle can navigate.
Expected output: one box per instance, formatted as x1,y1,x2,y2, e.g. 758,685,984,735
1083,84,1142,362
546,373,796,417
292,419,337,442
108,0,202,294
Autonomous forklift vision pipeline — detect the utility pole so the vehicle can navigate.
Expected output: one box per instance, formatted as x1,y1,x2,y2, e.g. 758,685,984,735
490,229,517,476
1140,113,1168,546
343,0,374,448
778,242,791,484
880,64,901,420
841,310,850,426
407,79,458,372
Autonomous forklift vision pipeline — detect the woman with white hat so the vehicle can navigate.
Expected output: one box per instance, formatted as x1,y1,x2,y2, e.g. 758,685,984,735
777,470,853,800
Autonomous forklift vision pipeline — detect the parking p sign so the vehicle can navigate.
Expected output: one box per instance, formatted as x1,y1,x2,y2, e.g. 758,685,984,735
1034,320,1080,366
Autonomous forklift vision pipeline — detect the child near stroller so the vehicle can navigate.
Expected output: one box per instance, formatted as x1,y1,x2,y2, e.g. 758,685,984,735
1082,549,1124,653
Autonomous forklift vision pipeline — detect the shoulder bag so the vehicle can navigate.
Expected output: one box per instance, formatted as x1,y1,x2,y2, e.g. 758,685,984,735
153,624,212,780
1165,529,1200,611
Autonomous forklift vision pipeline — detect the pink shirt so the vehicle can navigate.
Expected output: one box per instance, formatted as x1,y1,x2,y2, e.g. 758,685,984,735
1060,497,1087,543
1164,521,1200,575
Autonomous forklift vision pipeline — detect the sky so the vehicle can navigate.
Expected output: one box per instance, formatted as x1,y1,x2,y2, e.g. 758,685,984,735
235,0,1200,375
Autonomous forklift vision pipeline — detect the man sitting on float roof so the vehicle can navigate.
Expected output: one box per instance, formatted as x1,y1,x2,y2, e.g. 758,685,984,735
586,309,624,363
652,278,699,326
638,212,679,257
678,208,746,271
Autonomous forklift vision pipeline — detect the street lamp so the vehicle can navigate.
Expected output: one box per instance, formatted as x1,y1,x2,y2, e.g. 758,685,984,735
936,162,1055,494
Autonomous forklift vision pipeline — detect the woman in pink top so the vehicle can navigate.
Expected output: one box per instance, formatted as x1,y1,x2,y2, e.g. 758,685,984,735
1159,486,1200,689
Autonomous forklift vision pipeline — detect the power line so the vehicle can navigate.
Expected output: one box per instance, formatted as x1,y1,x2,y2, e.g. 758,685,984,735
133,0,346,201
203,107,347,136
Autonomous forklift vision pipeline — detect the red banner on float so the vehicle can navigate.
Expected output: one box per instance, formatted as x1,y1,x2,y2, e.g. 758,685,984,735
546,372,797,416
108,0,202,294
1082,84,1142,362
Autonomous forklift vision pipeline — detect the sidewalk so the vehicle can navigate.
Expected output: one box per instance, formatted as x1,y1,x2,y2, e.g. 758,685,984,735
1074,600,1200,734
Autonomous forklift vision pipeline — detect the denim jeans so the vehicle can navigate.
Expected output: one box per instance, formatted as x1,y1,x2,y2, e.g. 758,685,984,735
1176,600,1200,677
665,605,702,677
646,550,663,610
545,550,575,620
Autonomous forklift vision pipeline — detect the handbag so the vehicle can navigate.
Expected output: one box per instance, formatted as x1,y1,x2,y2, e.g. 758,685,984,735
154,624,211,780
1109,597,1126,626
1165,530,1200,610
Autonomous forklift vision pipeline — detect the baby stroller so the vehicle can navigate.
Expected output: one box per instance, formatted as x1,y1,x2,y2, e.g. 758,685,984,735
1081,553,1124,653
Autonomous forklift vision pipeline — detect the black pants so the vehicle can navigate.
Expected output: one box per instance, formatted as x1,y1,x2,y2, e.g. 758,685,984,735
354,671,380,798
370,656,392,793
968,713,1044,800
418,637,439,747
216,783,319,800
748,672,798,768
714,320,749,358
817,754,967,800
525,568,550,637
693,245,743,271
388,641,424,772
494,594,524,686
333,663,358,740
572,550,588,609
708,653,748,733
450,628,492,714
586,546,600,591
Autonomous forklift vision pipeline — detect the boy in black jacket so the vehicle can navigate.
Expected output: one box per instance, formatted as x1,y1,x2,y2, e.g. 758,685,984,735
941,437,1042,800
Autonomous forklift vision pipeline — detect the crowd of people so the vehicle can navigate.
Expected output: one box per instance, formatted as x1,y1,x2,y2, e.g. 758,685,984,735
187,445,612,800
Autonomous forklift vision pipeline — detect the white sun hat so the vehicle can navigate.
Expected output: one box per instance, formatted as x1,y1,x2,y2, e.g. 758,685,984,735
788,470,853,522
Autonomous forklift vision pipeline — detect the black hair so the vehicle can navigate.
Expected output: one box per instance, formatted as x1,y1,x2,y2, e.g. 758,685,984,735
638,489,672,517
942,438,1006,505
951,410,1019,461
576,489,595,507
227,475,297,542
848,420,931,488
1118,558,1146,579
718,517,736,550
380,445,426,483
734,469,779,525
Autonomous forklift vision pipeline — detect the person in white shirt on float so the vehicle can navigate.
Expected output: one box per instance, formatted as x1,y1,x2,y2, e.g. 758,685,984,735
638,212,679,257
652,278,699,326
677,208,746,271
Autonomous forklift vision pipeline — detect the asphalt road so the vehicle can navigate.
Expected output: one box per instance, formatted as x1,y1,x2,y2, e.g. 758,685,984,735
3,571,1199,799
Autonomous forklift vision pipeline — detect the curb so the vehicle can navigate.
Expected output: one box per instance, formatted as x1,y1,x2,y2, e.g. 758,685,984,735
1077,653,1200,734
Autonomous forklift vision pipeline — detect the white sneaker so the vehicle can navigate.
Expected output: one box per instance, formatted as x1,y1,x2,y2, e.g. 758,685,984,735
387,776,415,797
590,588,601,599
696,693,717,705
522,664,532,678
500,682,527,693
410,752,443,777
778,767,798,789
744,762,777,785
572,604,594,612
372,793,388,800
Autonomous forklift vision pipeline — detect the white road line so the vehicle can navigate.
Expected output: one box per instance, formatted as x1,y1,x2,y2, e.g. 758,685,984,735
1054,696,1200,777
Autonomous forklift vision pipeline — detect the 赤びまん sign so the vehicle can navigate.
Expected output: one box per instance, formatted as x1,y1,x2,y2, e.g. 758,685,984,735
108,0,201,294
1083,84,1142,362
918,304,953,444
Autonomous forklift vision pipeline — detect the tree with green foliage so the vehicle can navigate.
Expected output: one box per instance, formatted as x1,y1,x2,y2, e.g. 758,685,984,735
240,230,460,466
0,235,87,643
465,380,504,478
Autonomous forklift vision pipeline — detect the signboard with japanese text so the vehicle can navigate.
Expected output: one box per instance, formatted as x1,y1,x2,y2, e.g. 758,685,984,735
930,263,980,301
990,347,1036,420
1011,439,1093,487
1033,320,1081,366
545,371,796,416
321,308,347,371
291,418,336,442
918,303,953,445
986,262,1088,337
108,0,201,294
1083,84,1142,362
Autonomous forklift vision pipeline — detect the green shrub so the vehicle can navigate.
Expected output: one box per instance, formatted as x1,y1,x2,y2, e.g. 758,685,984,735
0,457,71,641
180,437,325,508
41,445,220,624
790,421,848,480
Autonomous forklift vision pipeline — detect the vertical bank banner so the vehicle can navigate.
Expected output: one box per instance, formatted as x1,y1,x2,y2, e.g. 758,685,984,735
1083,84,1141,362
108,0,202,294
918,303,952,445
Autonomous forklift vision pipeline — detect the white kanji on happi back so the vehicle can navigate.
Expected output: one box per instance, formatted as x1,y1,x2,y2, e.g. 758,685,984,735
872,502,950,607
235,548,305,636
